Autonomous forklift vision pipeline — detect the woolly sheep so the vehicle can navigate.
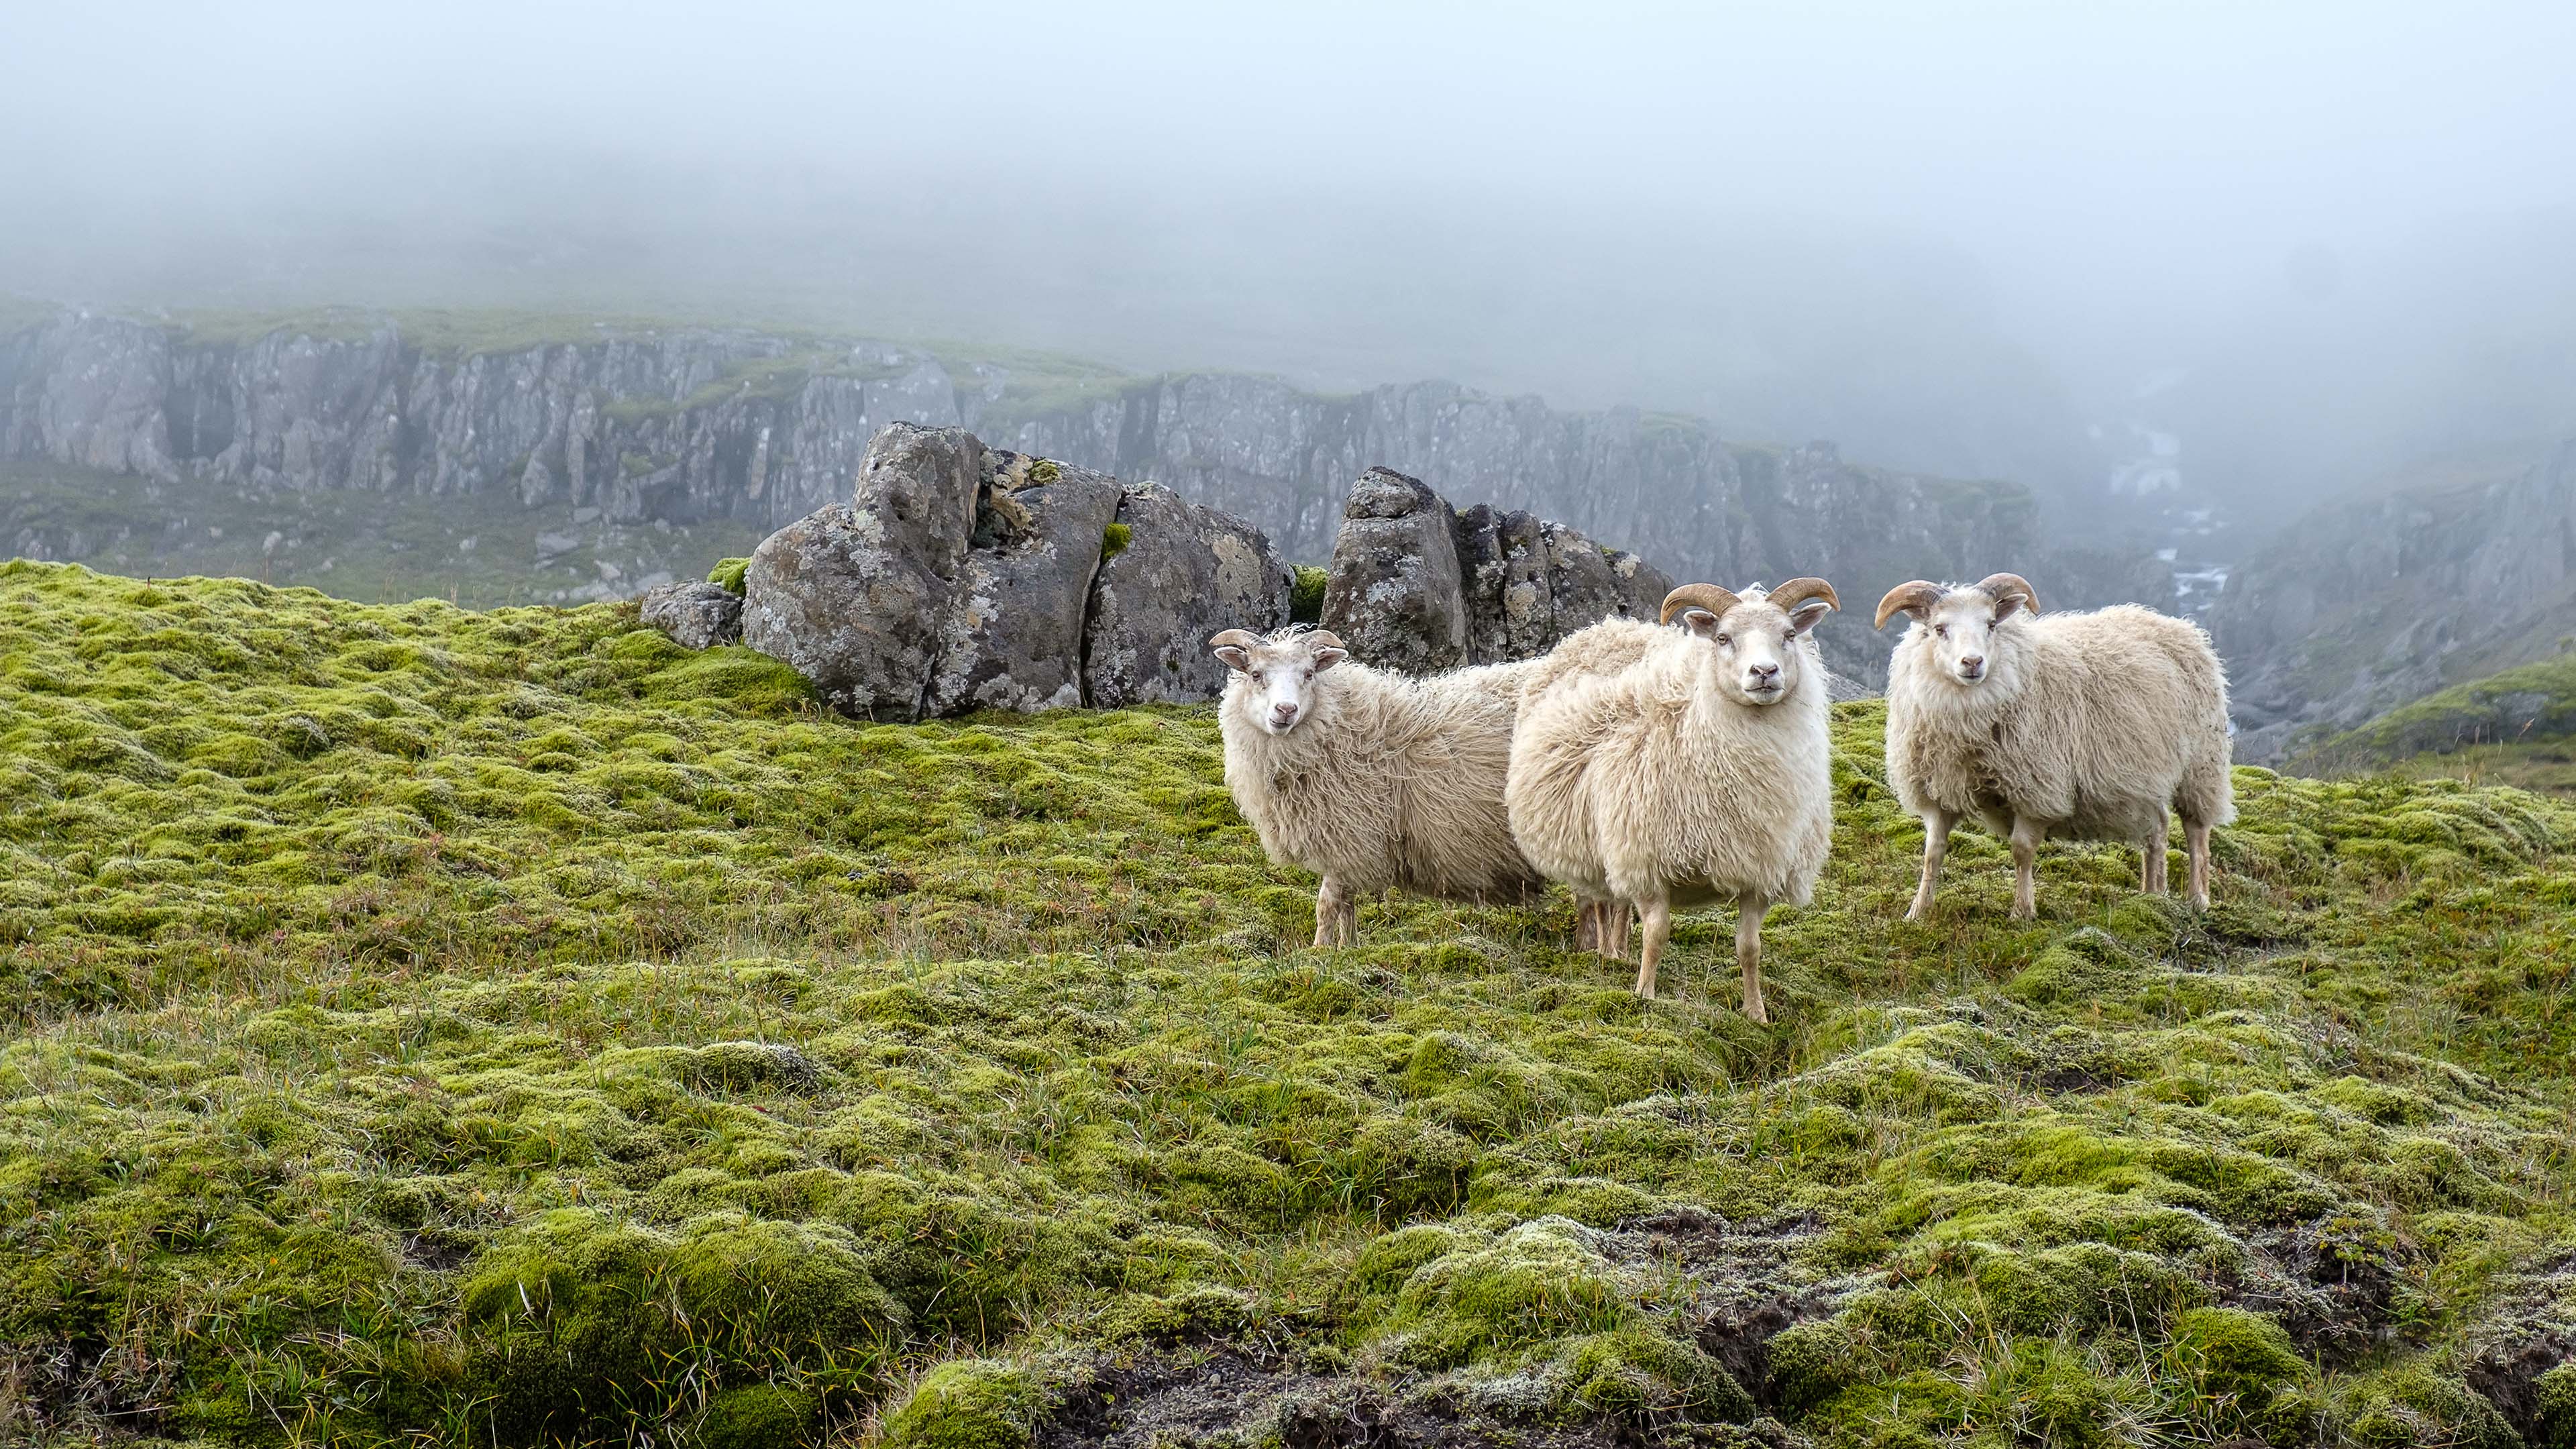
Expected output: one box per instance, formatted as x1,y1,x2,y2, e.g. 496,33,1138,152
1210,625,1542,946
1506,580,1841,1018
1874,573,2235,920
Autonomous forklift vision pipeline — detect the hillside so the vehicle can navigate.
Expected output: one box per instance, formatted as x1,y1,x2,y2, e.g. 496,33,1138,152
1,561,2573,1448
2295,653,2576,796
2211,441,2576,764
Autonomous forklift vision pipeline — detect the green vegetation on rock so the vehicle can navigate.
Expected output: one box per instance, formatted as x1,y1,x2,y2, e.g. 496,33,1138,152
1289,564,1329,625
2305,651,2576,795
0,559,2571,1446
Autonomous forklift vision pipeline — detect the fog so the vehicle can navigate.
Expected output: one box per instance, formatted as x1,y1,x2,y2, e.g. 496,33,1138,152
6,0,2573,532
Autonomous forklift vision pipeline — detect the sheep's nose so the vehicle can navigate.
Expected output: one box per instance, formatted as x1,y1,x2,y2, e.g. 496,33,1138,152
1958,655,1985,672
1749,662,1780,681
1271,702,1299,725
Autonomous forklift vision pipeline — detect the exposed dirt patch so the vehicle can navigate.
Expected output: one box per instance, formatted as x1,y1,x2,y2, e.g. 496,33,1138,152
2224,1214,2418,1369
1595,1207,1854,1409
2459,1250,2576,1442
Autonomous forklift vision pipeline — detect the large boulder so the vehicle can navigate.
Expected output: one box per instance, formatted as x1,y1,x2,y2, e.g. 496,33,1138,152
638,580,743,649
742,423,984,719
1320,467,1471,672
922,454,1124,714
1083,482,1292,708
1325,472,1674,672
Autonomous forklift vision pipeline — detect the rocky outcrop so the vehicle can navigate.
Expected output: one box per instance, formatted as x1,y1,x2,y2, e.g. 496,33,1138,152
2211,440,2576,762
638,580,743,649
3,311,2167,693
1083,484,1292,708
743,425,1294,720
1319,468,1671,672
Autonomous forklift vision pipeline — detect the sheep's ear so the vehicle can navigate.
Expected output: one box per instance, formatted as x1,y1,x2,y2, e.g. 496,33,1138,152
1679,608,1721,639
1210,629,1259,672
1788,600,1833,637
1312,646,1349,671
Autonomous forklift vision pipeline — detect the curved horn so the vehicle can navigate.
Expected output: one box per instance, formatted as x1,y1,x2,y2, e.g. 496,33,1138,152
1301,629,1344,651
1973,573,2041,616
1660,583,1742,626
1766,578,1840,614
1874,581,1946,630
1208,629,1262,652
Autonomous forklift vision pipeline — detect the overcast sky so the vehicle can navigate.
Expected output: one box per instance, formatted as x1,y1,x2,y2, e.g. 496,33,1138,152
5,1,2572,516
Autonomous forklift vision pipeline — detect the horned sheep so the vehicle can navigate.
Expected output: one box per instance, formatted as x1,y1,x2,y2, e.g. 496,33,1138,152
1210,626,1544,947
1505,580,1841,1019
1874,573,2235,920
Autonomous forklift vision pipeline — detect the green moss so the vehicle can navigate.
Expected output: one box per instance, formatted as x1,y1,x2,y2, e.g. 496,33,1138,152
1099,521,1130,563
1289,564,1328,625
2166,1307,2310,1406
709,556,751,595
881,1358,1044,1449
0,560,2572,1444
698,1383,818,1449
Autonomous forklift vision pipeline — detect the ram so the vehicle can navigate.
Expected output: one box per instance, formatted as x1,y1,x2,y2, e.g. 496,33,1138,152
1210,626,1542,946
1875,573,2234,919
1505,580,1840,1019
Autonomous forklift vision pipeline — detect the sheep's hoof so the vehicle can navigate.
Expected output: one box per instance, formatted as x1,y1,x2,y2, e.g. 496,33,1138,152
1743,1002,1769,1024
1902,902,1930,922
2009,905,2035,922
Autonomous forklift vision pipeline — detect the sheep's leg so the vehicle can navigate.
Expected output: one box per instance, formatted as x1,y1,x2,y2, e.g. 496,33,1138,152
1314,876,1349,949
1602,901,1633,961
2009,816,2044,920
2141,811,2169,895
1905,810,1957,921
1737,892,1770,1024
1574,899,1601,955
1633,896,1672,999
2185,819,2213,910
1338,892,1361,947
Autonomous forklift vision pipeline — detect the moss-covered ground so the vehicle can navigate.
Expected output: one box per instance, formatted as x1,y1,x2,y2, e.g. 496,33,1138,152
1,559,2572,1447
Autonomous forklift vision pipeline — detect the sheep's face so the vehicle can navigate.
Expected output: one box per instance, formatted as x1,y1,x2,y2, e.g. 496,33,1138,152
1919,587,2027,688
1211,629,1348,736
1676,594,1828,706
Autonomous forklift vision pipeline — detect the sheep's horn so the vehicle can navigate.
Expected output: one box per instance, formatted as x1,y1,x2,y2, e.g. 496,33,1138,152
1874,581,1945,630
1974,573,2041,616
1766,578,1840,614
1660,583,1741,625
1209,629,1261,651
1303,629,1345,651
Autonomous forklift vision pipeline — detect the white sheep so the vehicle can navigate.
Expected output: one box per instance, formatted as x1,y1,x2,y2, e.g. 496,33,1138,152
1874,573,2235,920
1210,625,1543,946
1506,580,1841,1018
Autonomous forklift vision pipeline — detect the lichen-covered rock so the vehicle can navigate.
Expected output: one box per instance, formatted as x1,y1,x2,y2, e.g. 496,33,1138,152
1320,466,1470,672
1325,480,1672,673
1083,482,1292,707
637,579,743,649
741,423,984,719
922,458,1123,715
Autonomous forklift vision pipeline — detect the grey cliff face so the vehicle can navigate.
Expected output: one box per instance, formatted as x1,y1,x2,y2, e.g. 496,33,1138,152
0,316,966,532
2211,441,2576,762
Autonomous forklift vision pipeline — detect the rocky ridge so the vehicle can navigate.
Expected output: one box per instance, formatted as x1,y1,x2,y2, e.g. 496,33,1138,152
3,311,2168,692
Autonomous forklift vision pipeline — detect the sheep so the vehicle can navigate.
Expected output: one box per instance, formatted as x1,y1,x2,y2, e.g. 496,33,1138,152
1210,625,1544,947
1874,573,2235,920
1506,580,1841,1018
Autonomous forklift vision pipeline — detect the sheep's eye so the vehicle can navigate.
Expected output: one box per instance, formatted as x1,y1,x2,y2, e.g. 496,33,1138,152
1715,634,1731,647
1251,671,1265,684
1782,630,1794,643
1302,668,1313,680
1935,625,1949,639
